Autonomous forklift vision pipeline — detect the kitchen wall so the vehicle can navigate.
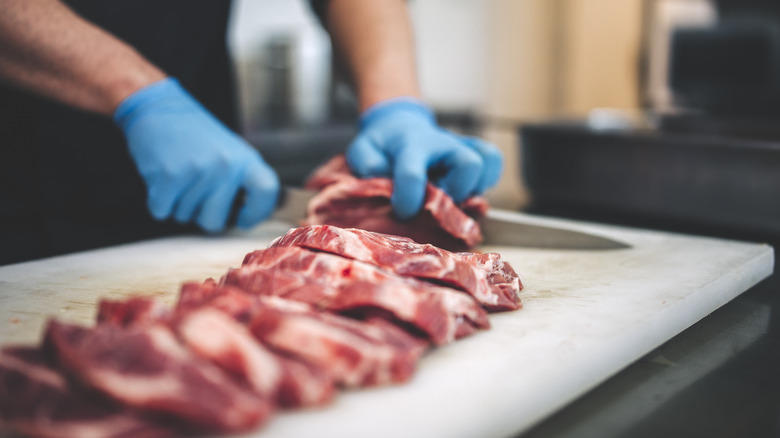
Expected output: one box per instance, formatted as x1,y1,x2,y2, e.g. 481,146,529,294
228,0,648,209
229,0,333,130
480,0,646,209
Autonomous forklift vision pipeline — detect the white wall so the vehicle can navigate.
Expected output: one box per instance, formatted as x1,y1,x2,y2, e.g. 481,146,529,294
408,0,492,112
229,0,503,124
229,0,332,129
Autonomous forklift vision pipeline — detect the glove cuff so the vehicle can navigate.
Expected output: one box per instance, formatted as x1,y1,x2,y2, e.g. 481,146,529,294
113,77,195,131
360,96,435,128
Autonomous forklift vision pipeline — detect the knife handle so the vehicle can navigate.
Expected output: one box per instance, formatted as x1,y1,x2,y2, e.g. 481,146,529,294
227,187,290,228
226,189,245,229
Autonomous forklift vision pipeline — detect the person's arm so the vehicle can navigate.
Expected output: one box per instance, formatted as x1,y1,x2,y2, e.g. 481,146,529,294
0,0,279,233
0,0,164,114
319,0,504,219
320,0,420,111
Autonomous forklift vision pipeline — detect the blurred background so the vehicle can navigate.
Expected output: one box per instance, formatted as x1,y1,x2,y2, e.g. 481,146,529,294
228,0,779,242
227,0,653,207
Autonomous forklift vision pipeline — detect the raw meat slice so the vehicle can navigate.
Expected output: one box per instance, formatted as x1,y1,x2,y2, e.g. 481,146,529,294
177,282,342,400
43,320,272,433
303,153,353,189
173,305,335,408
178,282,427,387
175,300,334,408
0,346,176,438
97,296,170,327
176,280,265,323
269,224,522,311
97,295,283,397
460,195,491,218
456,252,523,310
272,355,335,408
228,245,489,344
99,291,334,409
303,155,486,251
173,308,283,399
249,296,425,387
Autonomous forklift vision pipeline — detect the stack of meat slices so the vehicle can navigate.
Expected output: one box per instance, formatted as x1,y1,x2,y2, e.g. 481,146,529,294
0,225,522,438
303,155,490,252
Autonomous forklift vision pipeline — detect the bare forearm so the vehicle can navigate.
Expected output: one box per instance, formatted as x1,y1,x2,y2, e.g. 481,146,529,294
0,0,165,115
324,0,421,111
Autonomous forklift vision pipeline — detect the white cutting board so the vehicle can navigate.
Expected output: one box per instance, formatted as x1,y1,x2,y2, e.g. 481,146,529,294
0,211,773,438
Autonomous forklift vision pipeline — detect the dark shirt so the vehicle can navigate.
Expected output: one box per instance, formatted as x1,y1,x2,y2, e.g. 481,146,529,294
0,0,236,265
0,0,334,266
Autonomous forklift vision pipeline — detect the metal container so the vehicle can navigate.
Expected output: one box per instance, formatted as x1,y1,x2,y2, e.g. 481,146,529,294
520,122,780,241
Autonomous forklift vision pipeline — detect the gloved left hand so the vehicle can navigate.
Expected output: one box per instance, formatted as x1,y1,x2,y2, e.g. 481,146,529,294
346,97,503,220
114,78,279,233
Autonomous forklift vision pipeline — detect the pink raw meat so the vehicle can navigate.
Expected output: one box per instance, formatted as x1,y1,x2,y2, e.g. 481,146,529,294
249,296,425,387
98,292,334,409
0,346,177,438
303,155,488,251
178,281,428,388
43,320,272,433
269,224,522,311
97,296,170,327
229,245,489,345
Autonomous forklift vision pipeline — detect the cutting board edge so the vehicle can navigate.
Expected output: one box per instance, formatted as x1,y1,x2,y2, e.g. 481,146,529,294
492,244,775,438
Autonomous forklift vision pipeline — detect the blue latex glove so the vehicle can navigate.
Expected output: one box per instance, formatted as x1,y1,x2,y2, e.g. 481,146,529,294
114,78,279,233
346,97,503,219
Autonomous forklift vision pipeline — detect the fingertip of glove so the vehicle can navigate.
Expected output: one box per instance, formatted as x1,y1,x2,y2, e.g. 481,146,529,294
236,208,271,230
201,223,226,235
393,206,417,221
236,192,277,229
194,208,226,234
345,138,388,177
390,192,422,221
147,201,171,222
348,155,390,178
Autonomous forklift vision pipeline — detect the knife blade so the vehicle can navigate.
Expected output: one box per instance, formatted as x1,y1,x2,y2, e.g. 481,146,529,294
227,186,315,227
479,210,630,250
266,187,629,250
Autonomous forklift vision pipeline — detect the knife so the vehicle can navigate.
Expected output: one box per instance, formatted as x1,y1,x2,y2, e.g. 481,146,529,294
271,187,629,250
478,210,631,250
227,186,314,227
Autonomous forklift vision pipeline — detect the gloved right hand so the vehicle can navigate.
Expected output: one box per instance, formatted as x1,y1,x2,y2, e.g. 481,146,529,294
114,78,279,233
346,97,503,220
